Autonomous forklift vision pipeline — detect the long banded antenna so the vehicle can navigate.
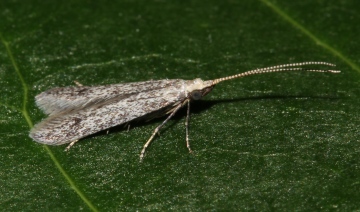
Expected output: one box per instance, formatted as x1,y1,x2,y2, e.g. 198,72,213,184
212,61,340,85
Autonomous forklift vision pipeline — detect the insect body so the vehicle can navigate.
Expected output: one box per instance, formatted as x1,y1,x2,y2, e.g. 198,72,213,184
29,62,340,160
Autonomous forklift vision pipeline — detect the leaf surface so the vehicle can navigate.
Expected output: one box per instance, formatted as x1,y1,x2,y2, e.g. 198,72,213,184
1,0,359,210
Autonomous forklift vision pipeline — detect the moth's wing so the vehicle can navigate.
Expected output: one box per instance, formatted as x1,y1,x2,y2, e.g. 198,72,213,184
35,80,178,115
29,80,186,145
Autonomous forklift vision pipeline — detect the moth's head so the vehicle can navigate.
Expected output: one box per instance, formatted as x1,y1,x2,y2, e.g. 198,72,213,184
186,78,215,100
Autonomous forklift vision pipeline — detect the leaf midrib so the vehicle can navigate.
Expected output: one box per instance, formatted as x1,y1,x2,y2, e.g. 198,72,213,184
0,33,99,212
1,1,357,211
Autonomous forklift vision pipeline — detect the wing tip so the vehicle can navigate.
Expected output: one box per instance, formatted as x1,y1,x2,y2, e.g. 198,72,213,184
29,121,68,146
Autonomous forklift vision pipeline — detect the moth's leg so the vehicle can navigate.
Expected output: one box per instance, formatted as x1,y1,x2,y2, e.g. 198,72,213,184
74,81,83,86
140,102,183,161
65,140,79,151
185,100,193,153
124,122,131,132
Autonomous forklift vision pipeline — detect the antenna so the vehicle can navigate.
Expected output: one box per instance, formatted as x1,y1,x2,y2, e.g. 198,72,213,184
212,62,340,85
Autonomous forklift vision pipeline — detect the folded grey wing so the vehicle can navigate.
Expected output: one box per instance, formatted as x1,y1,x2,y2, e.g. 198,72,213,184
35,80,182,115
30,80,186,145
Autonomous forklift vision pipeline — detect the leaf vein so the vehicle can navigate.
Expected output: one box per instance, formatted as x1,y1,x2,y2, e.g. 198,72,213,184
0,33,98,212
260,0,360,73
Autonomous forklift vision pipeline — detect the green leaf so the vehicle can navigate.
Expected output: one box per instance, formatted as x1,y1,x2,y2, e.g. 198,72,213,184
1,0,359,211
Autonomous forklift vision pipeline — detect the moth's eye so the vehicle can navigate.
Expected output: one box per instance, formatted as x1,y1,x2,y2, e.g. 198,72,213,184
191,90,202,100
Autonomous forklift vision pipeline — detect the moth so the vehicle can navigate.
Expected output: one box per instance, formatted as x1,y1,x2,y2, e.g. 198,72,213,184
29,62,340,160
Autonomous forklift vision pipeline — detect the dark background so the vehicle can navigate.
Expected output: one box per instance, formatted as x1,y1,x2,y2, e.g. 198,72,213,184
1,0,359,211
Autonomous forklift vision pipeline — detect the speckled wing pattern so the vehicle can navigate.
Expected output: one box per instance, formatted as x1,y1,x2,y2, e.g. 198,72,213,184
35,80,183,115
30,79,186,145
